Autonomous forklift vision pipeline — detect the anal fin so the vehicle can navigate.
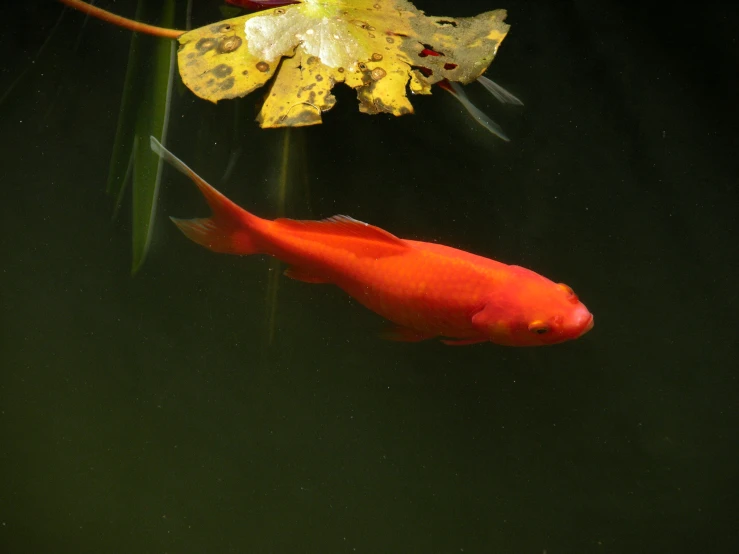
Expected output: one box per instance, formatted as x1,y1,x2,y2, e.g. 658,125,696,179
284,266,329,284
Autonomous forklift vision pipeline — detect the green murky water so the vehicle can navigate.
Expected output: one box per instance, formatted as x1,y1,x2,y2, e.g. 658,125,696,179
1,1,737,552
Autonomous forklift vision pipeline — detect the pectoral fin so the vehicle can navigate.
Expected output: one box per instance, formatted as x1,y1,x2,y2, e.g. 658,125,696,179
440,338,488,346
380,325,436,343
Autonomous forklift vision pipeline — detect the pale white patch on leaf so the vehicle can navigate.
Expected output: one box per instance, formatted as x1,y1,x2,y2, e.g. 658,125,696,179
244,12,304,62
245,9,366,69
300,17,363,69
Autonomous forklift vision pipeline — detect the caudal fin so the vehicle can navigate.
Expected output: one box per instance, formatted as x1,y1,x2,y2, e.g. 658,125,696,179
150,136,262,255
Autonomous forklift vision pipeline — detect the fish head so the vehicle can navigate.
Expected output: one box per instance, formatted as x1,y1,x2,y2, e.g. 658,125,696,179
474,266,593,346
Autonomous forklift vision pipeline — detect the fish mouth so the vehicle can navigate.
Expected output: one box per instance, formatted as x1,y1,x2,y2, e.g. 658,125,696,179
581,313,594,335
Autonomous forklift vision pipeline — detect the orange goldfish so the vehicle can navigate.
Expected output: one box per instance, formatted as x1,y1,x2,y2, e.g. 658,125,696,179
151,137,593,346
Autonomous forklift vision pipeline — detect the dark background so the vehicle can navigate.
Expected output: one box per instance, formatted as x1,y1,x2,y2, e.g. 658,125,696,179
1,1,737,552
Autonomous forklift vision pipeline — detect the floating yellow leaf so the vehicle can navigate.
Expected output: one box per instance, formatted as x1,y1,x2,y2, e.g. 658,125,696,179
177,0,510,128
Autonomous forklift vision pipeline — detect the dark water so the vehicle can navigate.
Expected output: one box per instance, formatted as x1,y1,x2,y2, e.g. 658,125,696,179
1,1,737,552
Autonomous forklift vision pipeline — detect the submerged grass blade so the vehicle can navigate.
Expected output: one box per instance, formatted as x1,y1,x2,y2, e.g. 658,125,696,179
105,0,176,273
0,7,65,108
266,128,292,345
106,1,145,201
132,29,176,274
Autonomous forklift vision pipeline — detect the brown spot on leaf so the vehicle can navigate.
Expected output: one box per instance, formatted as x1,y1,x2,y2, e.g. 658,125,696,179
316,74,324,81
373,97,393,113
212,64,233,78
219,77,235,91
196,38,217,52
386,36,394,44
256,61,270,72
371,53,383,61
218,36,242,54
371,67,386,81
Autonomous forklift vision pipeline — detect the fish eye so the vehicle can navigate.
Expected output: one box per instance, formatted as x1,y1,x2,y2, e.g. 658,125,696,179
528,321,549,335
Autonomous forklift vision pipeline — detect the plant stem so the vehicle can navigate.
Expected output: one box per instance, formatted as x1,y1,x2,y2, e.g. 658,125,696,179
58,0,184,39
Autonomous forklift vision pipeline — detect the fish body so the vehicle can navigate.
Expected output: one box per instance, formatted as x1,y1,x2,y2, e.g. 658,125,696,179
151,138,593,346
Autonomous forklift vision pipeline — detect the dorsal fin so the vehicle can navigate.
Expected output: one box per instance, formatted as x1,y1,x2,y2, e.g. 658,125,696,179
274,215,408,257
276,215,406,244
